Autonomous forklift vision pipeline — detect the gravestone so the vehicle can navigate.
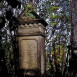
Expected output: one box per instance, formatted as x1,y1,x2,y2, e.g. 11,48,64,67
17,10,47,77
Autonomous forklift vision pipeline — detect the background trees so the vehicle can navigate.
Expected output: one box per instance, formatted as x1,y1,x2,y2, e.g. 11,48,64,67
38,0,71,77
0,0,71,77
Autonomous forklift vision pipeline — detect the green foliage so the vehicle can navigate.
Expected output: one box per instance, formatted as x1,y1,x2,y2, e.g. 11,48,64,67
26,4,32,8
51,6,60,11
57,58,62,62
57,34,60,38
27,12,35,18
51,22,57,26
24,4,36,18
25,4,37,12
50,14,58,19
32,9,37,12
46,62,51,68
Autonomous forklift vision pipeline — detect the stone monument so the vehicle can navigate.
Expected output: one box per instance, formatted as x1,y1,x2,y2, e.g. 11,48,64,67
17,9,47,77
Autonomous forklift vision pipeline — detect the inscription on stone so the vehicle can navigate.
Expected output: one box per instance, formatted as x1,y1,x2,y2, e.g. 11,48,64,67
19,39,38,69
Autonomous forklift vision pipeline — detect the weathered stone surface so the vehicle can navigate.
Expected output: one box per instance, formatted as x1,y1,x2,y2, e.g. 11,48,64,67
17,23,45,36
17,23,46,76
18,36,45,70
19,39,38,69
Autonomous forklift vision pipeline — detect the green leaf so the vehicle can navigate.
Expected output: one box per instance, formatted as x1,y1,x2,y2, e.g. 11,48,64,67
46,62,51,68
51,51,54,55
56,34,60,38
51,6,60,11
50,22,57,26
27,12,35,18
50,14,58,19
50,47,53,50
26,4,32,8
57,58,62,62
32,9,37,12
57,45,62,49
24,4,32,10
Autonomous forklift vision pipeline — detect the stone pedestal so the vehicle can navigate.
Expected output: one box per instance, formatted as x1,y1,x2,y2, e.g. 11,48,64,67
17,23,46,77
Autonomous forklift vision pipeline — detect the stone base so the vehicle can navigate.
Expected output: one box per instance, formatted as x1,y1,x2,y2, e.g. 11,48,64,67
18,69,41,77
